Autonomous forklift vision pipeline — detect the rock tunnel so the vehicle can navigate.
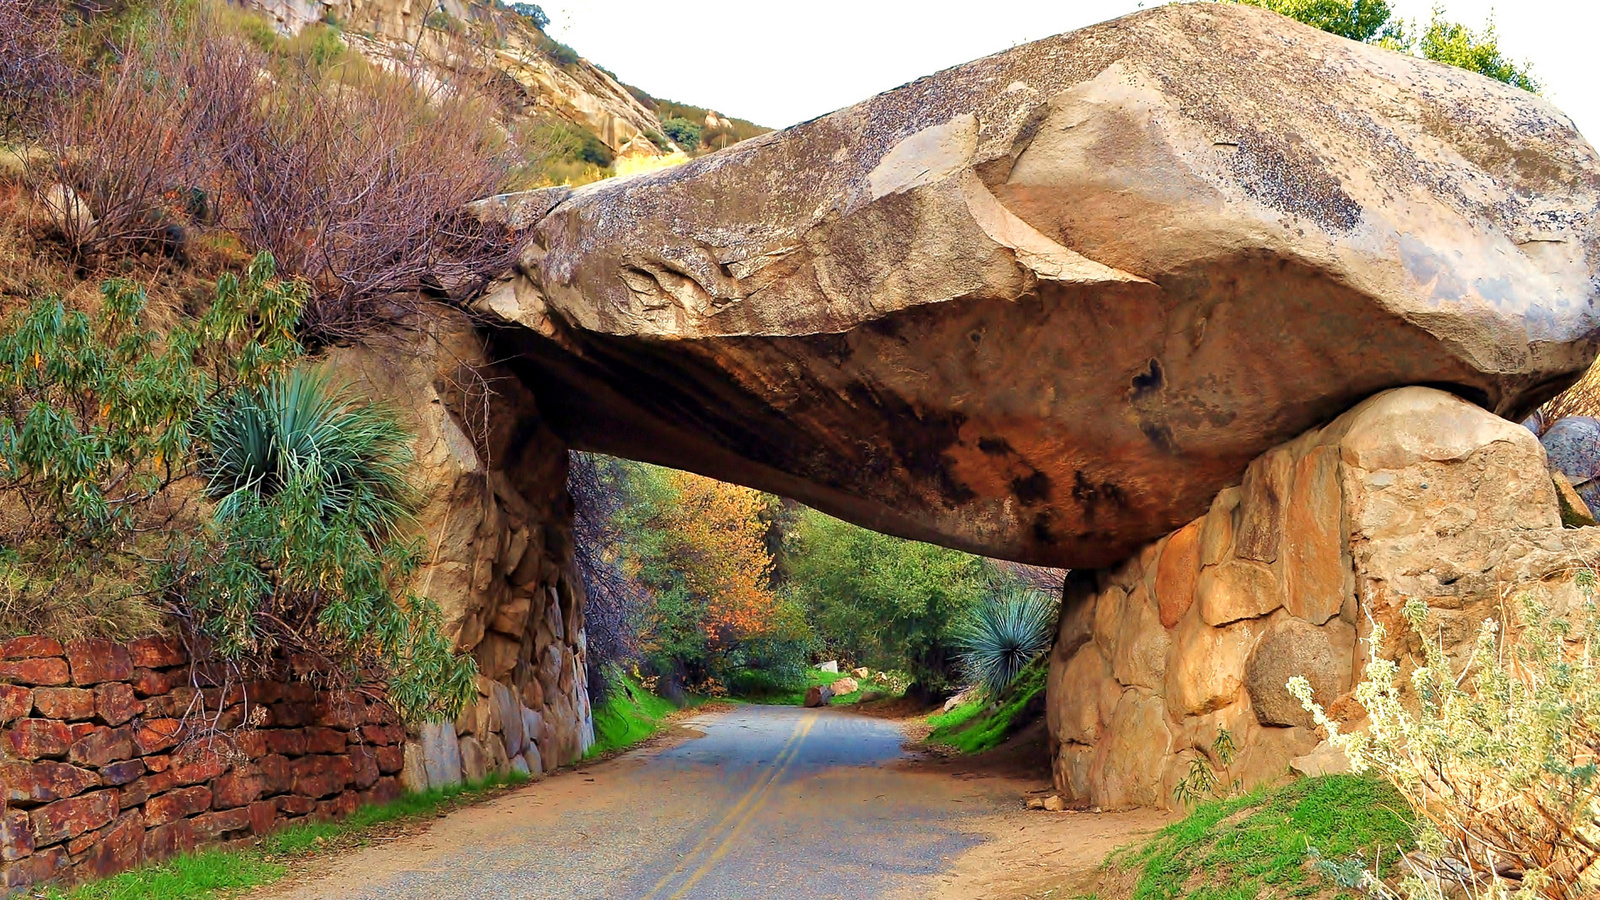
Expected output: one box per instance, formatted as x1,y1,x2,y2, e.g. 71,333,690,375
352,3,1600,808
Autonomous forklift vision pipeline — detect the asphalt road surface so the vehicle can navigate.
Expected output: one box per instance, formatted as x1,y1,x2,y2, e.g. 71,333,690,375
253,704,1033,900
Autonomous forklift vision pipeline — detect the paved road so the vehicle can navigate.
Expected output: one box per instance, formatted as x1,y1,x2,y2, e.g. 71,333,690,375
256,705,1030,900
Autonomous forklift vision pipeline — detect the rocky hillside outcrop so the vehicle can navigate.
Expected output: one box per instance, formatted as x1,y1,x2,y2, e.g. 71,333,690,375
243,0,672,158
471,3,1600,570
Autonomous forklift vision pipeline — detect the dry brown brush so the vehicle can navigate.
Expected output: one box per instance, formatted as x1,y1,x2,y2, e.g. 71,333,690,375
219,56,517,343
6,2,520,341
0,0,69,134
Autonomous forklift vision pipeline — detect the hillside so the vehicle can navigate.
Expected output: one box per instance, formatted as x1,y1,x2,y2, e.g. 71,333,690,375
238,0,766,184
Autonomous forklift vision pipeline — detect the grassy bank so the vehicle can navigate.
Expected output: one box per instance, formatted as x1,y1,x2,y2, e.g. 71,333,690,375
925,658,1047,753
48,772,530,900
588,674,682,757
730,668,904,707
1094,774,1414,900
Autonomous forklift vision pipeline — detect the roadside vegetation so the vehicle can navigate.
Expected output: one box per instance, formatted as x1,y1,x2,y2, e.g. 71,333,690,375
43,773,530,900
1094,775,1415,900
568,452,1066,719
587,669,682,757
926,657,1048,754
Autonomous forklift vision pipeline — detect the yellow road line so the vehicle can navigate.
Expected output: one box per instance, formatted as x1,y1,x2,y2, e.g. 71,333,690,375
638,713,816,900
665,714,819,900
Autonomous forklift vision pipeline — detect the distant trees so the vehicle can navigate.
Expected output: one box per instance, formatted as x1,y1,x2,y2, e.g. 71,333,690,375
572,459,809,696
784,510,997,696
505,2,549,30
659,116,702,152
1240,0,1401,43
569,457,1062,701
1238,0,1538,90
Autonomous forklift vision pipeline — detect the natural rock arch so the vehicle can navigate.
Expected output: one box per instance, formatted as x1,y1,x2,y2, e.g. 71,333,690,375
360,3,1600,805
467,2,1599,571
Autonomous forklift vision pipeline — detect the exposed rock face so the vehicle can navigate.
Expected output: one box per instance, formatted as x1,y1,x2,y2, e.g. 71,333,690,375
323,311,594,783
243,0,671,156
476,3,1600,569
1047,387,1600,809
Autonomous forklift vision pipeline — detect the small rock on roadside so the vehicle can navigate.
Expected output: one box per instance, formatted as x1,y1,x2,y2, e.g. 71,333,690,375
1026,794,1067,811
803,685,834,708
851,667,870,679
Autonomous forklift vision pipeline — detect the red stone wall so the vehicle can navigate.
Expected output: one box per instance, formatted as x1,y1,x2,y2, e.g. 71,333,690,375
0,635,407,890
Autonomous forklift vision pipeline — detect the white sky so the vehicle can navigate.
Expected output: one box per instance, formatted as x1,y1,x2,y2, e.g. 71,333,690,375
549,0,1598,143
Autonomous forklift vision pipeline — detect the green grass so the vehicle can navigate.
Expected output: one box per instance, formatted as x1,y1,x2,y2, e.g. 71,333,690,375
47,772,530,900
1108,774,1414,900
729,668,902,707
588,674,681,757
925,656,1047,753
50,851,286,900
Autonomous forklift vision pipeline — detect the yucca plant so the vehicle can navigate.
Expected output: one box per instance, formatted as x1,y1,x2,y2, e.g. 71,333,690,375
203,368,416,542
955,585,1058,698
184,367,474,722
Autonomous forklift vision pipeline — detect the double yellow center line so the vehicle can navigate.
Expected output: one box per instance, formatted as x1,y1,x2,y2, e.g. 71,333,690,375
639,712,819,900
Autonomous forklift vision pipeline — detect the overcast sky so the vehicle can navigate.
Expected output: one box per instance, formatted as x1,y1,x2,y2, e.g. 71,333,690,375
549,0,1597,143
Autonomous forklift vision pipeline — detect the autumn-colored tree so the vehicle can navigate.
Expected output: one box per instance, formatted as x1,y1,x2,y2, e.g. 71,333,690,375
659,470,784,642
600,462,806,689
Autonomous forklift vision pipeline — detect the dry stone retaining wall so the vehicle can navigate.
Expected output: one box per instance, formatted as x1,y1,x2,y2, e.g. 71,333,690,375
1048,387,1600,809
0,635,410,891
324,314,596,794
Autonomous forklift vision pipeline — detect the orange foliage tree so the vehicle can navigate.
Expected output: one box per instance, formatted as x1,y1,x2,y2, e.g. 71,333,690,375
606,462,807,688
658,470,783,644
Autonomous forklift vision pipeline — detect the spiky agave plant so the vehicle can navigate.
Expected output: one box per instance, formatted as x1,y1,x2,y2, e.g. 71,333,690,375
956,585,1058,698
202,367,415,541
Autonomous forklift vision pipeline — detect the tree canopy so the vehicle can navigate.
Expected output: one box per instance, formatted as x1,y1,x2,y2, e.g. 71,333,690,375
1237,0,1538,91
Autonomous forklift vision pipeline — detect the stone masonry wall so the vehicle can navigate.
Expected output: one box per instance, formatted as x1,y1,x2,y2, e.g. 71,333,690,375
0,635,408,891
1047,387,1600,809
326,312,595,793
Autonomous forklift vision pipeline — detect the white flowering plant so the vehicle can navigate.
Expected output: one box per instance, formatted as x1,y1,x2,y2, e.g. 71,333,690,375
1289,578,1600,900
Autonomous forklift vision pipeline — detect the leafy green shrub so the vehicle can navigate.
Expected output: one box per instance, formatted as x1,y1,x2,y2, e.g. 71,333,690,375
176,367,473,722
0,254,301,542
659,115,701,151
1290,589,1600,899
0,255,474,722
954,584,1056,697
1171,728,1240,808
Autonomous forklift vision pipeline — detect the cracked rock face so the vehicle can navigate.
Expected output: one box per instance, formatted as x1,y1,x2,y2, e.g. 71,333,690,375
479,3,1600,568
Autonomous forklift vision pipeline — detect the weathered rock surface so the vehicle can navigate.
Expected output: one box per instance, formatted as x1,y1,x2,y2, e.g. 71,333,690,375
324,311,595,786
242,0,672,158
1541,416,1600,508
1048,387,1600,809
477,3,1600,569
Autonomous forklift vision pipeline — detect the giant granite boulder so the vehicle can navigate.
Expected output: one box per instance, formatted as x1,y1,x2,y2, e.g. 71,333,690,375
475,3,1600,569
